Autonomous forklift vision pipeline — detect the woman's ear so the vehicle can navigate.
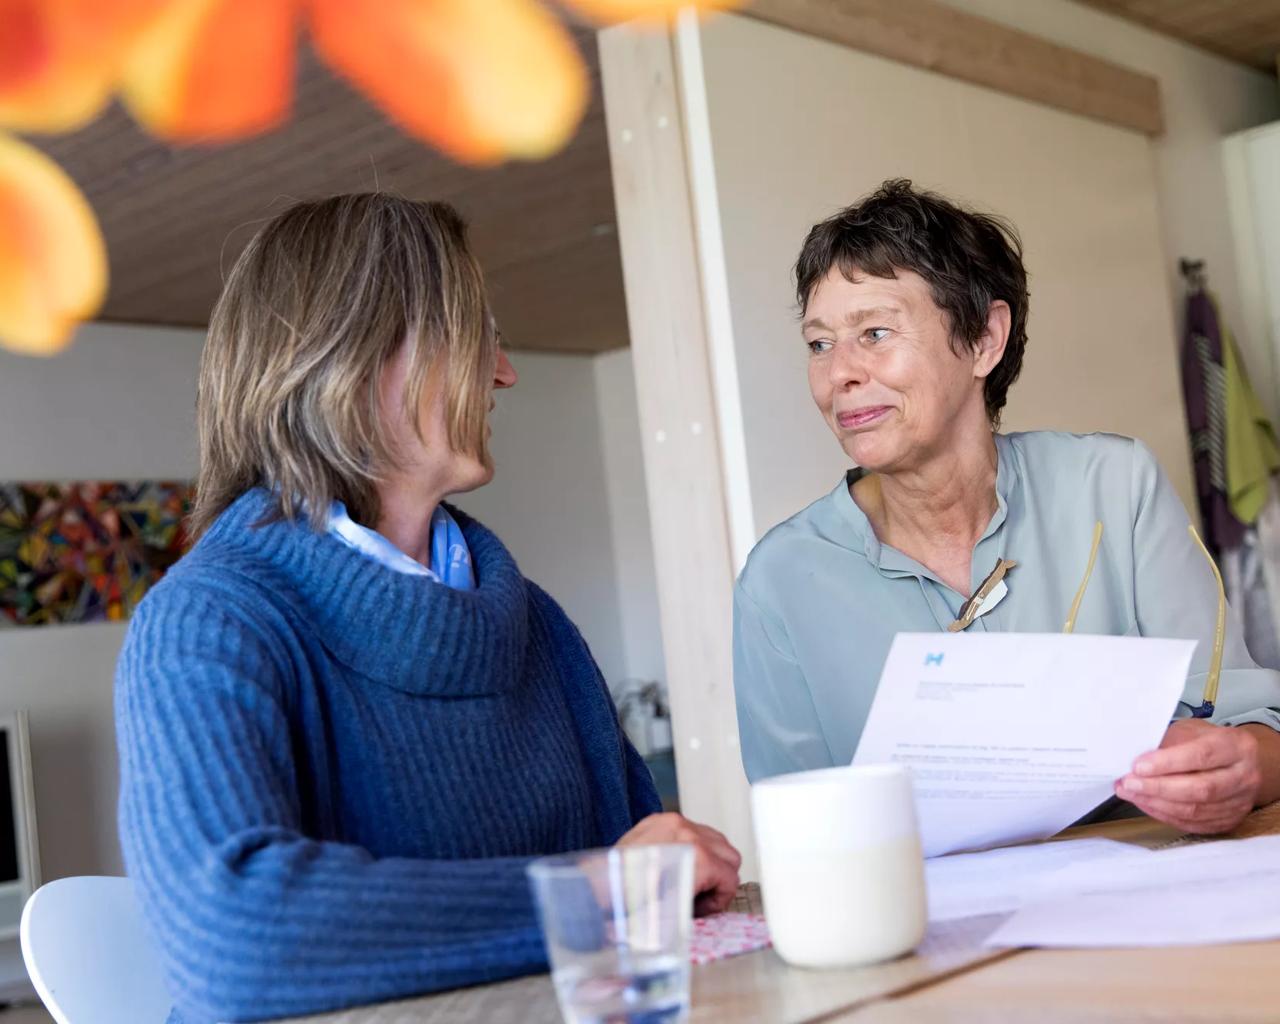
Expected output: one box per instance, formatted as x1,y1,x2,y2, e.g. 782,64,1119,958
973,300,1011,380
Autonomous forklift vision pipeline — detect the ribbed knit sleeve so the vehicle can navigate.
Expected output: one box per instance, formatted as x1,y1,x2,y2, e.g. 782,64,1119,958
525,583,663,833
116,582,548,1024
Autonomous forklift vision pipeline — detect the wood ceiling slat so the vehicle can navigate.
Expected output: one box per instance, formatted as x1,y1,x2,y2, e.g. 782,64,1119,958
1160,0,1258,30
1208,3,1280,54
1077,0,1280,71
487,233,629,353
21,29,629,353
1164,0,1273,45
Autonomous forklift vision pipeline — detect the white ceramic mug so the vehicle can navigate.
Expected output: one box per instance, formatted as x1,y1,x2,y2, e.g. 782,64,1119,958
751,764,926,968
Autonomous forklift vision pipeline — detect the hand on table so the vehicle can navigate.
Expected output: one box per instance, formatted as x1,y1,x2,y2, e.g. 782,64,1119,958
617,812,742,916
1115,719,1262,834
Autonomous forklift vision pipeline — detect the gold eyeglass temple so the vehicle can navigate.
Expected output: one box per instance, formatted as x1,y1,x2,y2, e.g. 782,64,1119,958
1187,525,1226,711
1063,521,1103,634
1064,520,1225,714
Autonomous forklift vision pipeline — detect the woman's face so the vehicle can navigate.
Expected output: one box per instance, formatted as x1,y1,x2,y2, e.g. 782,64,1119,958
803,266,1003,474
379,339,518,499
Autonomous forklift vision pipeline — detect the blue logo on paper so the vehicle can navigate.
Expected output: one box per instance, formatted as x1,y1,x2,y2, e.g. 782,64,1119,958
924,653,944,667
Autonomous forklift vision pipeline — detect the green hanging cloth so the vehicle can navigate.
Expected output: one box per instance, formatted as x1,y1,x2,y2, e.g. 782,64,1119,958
1220,294,1280,525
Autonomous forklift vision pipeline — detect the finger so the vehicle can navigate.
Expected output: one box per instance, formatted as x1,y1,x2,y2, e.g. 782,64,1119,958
1113,784,1202,822
692,827,742,871
694,881,736,917
1134,734,1238,777
707,870,739,913
1117,764,1252,804
670,818,741,871
1113,784,1206,824
694,891,726,918
1123,801,1216,835
707,849,741,900
691,824,732,849
693,846,740,910
1123,792,1249,834
1119,788,1251,828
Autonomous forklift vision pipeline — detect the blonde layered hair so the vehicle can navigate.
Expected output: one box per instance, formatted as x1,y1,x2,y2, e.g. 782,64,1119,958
191,194,498,538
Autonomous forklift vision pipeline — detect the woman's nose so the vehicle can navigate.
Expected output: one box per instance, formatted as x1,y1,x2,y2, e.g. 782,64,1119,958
829,342,867,388
494,348,518,389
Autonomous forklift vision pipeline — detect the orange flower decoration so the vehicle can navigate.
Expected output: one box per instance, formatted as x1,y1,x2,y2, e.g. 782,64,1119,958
0,0,164,131
0,0,739,354
307,0,588,164
0,134,106,355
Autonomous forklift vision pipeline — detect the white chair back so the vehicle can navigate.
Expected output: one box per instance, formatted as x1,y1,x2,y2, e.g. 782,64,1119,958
20,876,171,1024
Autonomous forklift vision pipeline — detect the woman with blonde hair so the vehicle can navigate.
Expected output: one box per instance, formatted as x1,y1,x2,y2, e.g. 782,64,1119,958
116,194,740,1024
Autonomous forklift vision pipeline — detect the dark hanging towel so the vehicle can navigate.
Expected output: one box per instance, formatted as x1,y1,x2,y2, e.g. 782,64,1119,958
1180,260,1245,556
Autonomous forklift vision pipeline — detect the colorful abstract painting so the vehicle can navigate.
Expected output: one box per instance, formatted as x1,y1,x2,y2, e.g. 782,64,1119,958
0,482,193,627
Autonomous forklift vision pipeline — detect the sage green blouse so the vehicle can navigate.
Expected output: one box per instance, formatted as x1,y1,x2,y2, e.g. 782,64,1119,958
733,431,1280,783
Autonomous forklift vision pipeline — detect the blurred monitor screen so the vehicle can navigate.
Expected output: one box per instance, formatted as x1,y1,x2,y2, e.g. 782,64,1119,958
0,713,38,940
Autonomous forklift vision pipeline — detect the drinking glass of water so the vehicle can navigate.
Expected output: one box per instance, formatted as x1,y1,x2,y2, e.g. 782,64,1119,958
528,844,694,1024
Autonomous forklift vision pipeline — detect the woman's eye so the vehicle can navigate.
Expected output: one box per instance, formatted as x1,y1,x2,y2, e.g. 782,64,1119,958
807,339,833,354
866,327,890,343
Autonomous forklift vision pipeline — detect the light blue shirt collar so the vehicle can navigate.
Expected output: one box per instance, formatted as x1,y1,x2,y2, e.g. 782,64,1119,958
838,435,1015,586
327,501,476,590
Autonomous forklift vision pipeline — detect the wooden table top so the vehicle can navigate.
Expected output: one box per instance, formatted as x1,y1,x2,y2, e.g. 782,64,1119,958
282,803,1280,1024
842,803,1280,1024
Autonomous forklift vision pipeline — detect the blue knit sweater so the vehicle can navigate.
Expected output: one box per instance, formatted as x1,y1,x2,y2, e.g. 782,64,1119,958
115,491,661,1024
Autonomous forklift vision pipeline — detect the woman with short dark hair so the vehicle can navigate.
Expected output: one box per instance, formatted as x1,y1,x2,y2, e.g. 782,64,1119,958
116,194,741,1024
734,179,1280,836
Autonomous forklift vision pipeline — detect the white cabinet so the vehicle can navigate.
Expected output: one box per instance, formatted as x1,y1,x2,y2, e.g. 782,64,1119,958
1225,122,1280,425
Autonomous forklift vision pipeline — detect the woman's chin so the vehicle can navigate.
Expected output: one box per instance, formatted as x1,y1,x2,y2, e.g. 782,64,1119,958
843,435,895,472
445,459,495,496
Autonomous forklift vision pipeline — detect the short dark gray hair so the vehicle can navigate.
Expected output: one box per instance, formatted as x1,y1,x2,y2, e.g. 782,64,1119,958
795,179,1029,426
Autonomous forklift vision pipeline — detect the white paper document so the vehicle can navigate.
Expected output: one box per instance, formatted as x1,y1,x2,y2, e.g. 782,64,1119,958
987,835,1280,948
925,838,1145,922
853,633,1194,857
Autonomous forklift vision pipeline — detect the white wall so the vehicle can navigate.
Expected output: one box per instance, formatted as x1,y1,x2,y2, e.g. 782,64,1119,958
949,0,1280,416
0,322,203,997
459,348,667,694
594,350,667,691
0,619,122,1002
1225,122,1280,426
0,322,202,481
0,322,205,884
455,350,631,687
689,12,1198,543
0,623,129,880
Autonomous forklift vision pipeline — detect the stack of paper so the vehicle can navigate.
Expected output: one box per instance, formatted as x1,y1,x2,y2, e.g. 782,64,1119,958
924,838,1146,922
986,835,1280,948
926,833,1280,948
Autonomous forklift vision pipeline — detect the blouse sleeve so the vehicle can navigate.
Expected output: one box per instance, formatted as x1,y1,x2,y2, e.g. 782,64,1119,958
733,581,834,782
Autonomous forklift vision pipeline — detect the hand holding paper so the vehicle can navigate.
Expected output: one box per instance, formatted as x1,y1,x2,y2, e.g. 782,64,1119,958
853,633,1194,857
1116,718,1265,833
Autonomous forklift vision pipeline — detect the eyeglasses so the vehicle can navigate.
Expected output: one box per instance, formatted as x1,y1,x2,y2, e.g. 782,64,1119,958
952,521,1226,718
1064,521,1224,719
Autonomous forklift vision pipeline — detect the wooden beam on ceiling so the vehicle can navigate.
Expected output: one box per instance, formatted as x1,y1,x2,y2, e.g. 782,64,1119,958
1076,0,1280,73
742,0,1166,136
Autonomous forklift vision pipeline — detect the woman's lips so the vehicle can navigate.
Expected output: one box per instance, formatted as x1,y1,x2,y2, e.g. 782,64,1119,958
836,406,892,430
